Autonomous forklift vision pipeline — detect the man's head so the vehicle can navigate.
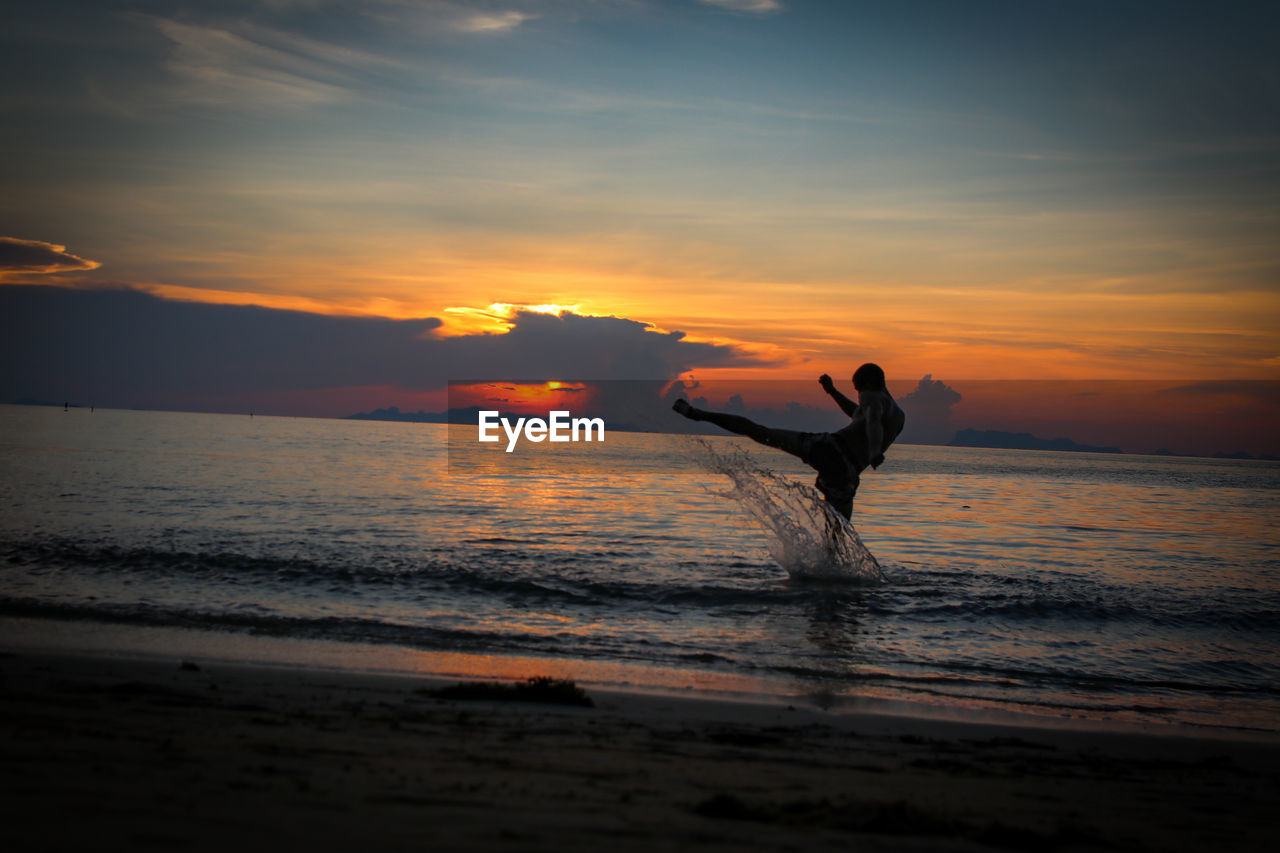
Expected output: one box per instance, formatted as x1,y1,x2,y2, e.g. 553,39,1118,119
852,362,886,391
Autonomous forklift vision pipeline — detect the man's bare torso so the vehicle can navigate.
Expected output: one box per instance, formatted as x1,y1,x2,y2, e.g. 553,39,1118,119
834,388,905,471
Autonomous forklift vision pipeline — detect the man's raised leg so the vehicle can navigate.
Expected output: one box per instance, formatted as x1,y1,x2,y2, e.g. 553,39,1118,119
673,399,808,458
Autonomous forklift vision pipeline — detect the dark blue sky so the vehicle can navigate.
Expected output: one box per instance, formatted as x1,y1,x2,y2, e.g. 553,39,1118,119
3,0,1277,398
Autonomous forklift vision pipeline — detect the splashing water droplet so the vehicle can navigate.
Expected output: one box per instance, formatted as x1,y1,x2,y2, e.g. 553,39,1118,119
690,439,886,583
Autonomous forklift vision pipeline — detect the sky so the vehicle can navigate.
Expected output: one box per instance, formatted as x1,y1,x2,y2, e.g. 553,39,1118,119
2,1,1278,445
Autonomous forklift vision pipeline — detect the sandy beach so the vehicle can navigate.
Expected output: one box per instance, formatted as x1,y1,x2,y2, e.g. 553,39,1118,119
3,648,1278,852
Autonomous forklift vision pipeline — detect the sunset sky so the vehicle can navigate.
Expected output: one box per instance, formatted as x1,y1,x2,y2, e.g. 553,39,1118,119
2,1,1278,428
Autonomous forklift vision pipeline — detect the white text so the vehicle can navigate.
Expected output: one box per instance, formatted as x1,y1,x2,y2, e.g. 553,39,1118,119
478,410,605,452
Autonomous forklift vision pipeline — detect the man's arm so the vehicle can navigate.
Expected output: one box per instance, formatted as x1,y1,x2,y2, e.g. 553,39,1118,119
819,374,859,419
860,394,892,468
866,411,884,468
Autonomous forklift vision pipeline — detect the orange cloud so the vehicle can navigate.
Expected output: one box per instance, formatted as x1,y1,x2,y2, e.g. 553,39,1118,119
435,303,585,337
0,237,101,280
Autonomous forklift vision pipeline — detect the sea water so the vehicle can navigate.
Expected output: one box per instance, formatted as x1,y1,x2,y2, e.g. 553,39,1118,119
1,405,1278,735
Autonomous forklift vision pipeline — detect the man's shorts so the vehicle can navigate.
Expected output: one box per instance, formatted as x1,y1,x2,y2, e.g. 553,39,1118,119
803,433,860,519
757,428,860,519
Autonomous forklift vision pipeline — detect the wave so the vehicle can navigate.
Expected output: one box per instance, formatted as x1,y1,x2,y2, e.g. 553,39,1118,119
688,439,886,582
0,537,820,610
6,535,1277,635
892,593,1280,631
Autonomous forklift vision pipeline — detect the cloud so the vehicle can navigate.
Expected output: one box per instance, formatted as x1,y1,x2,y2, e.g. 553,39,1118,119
899,375,963,444
118,5,538,112
455,11,535,33
436,309,760,380
0,238,101,280
699,0,783,14
0,285,769,412
151,18,350,107
139,14,416,109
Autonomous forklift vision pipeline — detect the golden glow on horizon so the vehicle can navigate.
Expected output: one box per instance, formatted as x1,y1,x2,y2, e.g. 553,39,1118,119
28,192,1266,383
23,221,1278,382
23,269,1279,380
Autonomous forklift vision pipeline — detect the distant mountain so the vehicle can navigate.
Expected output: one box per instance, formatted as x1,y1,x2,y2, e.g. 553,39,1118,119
1212,450,1279,461
344,405,485,424
950,428,1122,454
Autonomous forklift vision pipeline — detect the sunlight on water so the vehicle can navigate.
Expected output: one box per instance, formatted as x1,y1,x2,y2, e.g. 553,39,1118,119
4,407,1280,733
689,439,885,583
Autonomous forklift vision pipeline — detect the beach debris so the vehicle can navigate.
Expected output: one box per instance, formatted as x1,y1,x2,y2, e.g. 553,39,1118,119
420,676,594,708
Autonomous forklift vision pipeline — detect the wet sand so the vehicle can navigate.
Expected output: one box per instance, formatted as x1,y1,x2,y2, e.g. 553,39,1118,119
2,650,1278,852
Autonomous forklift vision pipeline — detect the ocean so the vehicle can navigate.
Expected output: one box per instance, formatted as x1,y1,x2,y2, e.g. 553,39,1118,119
2,404,1278,736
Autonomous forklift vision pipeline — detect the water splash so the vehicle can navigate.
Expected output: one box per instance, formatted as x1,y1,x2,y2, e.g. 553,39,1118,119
690,440,886,583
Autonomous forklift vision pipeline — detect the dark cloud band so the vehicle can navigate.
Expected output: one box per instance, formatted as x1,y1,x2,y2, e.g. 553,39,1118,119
0,285,771,412
0,237,101,277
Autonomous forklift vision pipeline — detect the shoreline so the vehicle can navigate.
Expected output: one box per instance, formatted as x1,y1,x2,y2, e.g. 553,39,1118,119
3,645,1279,851
4,614,1276,745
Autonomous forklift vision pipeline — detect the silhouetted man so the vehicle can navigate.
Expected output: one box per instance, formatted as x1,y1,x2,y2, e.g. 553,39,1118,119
673,363,905,520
